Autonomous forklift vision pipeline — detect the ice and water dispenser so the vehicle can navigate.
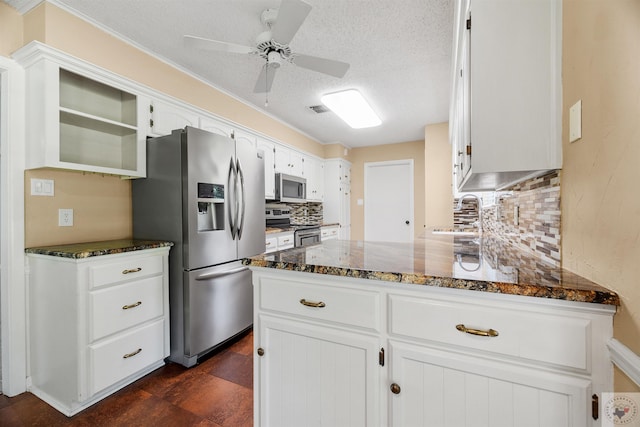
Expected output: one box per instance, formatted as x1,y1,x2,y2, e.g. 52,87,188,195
197,182,225,231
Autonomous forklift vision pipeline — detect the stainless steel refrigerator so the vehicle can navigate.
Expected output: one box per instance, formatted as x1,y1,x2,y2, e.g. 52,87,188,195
132,126,265,367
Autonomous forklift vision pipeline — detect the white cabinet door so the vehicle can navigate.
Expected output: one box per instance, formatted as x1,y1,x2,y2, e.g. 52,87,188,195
274,144,304,177
305,157,324,202
451,0,562,191
324,159,351,239
257,138,276,199
257,316,380,427
198,116,234,138
148,99,199,136
388,341,590,427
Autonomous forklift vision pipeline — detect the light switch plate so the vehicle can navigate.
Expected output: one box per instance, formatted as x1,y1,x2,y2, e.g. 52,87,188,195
31,178,54,196
569,100,582,143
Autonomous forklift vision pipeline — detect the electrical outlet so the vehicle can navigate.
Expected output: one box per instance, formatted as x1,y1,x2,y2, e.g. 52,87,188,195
59,209,73,227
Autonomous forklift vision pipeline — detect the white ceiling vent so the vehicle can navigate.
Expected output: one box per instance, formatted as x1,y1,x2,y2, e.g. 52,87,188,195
307,105,331,114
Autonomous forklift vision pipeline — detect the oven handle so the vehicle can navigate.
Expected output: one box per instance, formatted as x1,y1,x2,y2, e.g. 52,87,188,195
195,266,249,280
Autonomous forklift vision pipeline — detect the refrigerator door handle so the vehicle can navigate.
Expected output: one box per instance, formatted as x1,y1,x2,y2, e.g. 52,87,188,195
194,266,249,280
236,158,246,240
228,157,237,239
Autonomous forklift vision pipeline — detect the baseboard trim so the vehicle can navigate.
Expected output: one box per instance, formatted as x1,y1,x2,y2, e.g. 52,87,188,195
608,338,640,388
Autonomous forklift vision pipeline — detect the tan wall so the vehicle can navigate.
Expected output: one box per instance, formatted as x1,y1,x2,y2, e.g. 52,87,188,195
323,143,352,161
24,170,132,247
562,0,640,392
424,122,453,229
0,3,23,56
349,141,425,241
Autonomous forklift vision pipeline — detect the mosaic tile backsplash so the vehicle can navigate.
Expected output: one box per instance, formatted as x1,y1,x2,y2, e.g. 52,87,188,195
454,171,561,267
287,202,323,225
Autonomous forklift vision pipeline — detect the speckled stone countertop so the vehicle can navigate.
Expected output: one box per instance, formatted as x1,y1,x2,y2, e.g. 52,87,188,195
243,235,619,306
25,239,173,259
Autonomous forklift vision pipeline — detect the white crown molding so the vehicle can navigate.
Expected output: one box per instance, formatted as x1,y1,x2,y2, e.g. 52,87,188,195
4,0,42,14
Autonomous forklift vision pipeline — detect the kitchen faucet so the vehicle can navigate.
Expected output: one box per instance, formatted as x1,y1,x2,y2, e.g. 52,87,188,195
456,194,482,235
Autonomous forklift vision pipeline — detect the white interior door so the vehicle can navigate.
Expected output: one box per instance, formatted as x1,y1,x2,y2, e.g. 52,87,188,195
364,160,414,242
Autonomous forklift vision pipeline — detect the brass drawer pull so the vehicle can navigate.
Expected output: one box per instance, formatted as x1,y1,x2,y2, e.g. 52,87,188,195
456,324,499,337
122,301,142,310
123,348,142,359
300,298,326,308
122,267,142,274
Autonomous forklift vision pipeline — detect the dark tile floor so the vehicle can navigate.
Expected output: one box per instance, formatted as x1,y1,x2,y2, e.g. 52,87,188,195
0,329,254,427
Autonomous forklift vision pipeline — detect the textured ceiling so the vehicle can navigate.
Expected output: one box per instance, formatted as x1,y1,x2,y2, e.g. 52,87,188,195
5,0,454,148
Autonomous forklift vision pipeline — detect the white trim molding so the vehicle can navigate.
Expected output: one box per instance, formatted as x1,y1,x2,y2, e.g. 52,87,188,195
0,55,27,396
608,338,640,388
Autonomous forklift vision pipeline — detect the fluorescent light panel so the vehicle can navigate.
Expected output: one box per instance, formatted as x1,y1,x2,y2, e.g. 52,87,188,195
321,89,381,129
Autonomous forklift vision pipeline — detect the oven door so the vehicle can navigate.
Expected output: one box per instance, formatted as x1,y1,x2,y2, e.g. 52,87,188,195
295,228,321,247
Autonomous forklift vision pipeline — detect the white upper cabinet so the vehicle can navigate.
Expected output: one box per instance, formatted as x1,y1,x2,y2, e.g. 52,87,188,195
14,42,146,177
274,144,304,177
147,98,198,137
257,137,276,200
451,0,562,191
198,116,234,138
305,156,324,202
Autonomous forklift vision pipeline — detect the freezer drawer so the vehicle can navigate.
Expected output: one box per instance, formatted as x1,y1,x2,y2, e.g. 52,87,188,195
184,262,253,359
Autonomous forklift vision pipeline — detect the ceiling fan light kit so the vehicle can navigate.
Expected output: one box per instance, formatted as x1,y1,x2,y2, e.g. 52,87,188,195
184,0,350,95
321,89,382,129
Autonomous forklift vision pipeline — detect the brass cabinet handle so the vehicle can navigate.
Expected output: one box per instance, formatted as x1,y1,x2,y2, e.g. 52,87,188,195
257,348,265,356
390,383,401,394
122,267,142,274
123,348,142,359
122,301,142,310
300,299,326,308
456,324,499,337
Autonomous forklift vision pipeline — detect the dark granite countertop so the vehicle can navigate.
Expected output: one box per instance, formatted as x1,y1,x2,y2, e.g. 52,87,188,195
25,239,173,259
243,234,619,306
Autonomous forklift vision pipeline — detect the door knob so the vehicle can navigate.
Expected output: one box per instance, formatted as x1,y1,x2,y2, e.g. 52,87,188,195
405,220,410,225
390,383,401,394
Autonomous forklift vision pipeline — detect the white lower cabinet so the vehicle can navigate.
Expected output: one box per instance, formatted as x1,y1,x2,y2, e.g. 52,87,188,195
388,341,589,427
257,316,380,427
252,268,615,427
27,247,171,416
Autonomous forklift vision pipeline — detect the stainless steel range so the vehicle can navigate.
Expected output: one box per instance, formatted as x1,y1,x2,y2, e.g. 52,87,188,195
266,204,321,247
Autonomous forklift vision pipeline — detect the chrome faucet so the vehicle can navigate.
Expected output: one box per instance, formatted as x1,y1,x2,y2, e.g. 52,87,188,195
455,194,482,235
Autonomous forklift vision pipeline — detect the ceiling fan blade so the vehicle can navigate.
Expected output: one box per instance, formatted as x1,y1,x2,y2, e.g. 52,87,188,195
271,0,312,44
293,54,350,78
253,63,280,93
184,35,255,54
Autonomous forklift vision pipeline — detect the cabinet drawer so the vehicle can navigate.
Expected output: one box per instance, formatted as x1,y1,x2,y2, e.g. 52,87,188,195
321,227,339,240
89,319,165,395
89,276,164,341
277,234,294,249
90,254,163,289
265,237,278,253
388,295,591,370
259,276,380,331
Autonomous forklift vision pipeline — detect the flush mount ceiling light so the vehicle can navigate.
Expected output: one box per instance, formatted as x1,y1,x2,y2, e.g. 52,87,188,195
320,89,381,129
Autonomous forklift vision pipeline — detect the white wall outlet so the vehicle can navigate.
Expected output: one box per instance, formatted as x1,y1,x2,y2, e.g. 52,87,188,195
30,178,54,196
58,209,73,227
569,99,582,143
357,198,364,206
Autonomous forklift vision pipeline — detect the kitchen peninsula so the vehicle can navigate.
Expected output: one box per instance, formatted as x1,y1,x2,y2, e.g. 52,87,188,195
244,234,618,426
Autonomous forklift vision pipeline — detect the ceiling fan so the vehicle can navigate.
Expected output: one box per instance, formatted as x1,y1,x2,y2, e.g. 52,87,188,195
184,0,350,95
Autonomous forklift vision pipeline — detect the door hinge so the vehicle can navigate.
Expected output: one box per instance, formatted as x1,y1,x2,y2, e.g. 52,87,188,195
592,394,599,420
149,104,154,113
466,17,471,30
379,348,385,366
149,119,154,128
466,145,472,156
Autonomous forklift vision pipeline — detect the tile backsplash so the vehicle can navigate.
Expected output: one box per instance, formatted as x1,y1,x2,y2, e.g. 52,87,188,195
454,171,561,267
287,202,323,225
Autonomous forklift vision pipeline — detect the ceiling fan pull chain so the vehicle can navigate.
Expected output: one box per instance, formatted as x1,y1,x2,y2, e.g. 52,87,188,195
265,57,270,107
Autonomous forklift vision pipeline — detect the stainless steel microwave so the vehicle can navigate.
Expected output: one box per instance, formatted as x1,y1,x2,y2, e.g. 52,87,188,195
275,173,306,203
